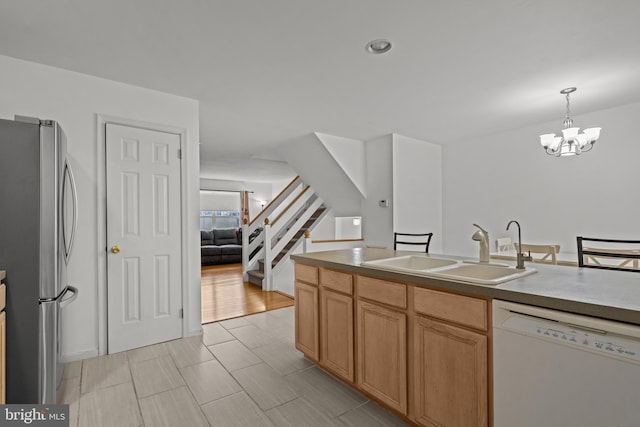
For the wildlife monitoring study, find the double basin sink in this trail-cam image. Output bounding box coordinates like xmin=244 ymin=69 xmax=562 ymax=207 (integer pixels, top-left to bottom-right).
xmin=361 ymin=255 xmax=537 ymax=285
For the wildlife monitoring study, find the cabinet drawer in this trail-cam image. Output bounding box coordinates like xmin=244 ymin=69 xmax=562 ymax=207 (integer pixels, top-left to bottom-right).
xmin=320 ymin=268 xmax=353 ymax=295
xmin=0 ymin=284 xmax=4 ymax=311
xmin=414 ymin=287 xmax=488 ymax=331
xmin=357 ymin=276 xmax=406 ymax=309
xmin=295 ymin=263 xmax=318 ymax=285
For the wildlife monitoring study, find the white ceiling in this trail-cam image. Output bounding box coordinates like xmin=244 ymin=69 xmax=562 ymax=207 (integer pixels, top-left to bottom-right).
xmin=2 ymin=1 xmax=640 ymax=182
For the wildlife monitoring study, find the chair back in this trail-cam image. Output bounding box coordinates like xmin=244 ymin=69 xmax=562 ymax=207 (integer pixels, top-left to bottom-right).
xmin=496 ymin=237 xmax=512 ymax=253
xmin=577 ymin=237 xmax=640 ymax=272
xmin=393 ymin=232 xmax=433 ymax=253
xmin=514 ymin=243 xmax=560 ymax=264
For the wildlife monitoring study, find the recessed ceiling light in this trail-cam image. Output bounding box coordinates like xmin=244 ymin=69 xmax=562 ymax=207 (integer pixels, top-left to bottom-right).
xmin=366 ymin=39 xmax=392 ymax=54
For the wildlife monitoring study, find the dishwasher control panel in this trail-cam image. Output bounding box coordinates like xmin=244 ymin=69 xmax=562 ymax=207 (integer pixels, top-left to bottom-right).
xmin=501 ymin=314 xmax=640 ymax=363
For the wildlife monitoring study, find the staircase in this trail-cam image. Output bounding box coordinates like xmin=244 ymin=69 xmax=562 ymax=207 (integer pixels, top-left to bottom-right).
xmin=242 ymin=176 xmax=329 ymax=290
xmin=247 ymin=206 xmax=326 ymax=287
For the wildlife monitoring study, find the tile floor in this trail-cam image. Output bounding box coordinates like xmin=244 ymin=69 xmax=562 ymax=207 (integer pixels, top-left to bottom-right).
xmin=57 ymin=306 xmax=409 ymax=427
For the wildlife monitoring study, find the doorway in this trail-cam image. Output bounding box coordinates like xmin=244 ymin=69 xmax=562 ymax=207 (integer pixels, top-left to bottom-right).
xmin=199 ymin=189 xmax=293 ymax=323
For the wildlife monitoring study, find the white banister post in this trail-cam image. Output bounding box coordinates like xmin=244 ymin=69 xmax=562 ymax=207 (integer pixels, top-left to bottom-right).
xmin=241 ymin=222 xmax=249 ymax=281
xmin=263 ymin=220 xmax=272 ymax=291
xmin=241 ymin=190 xmax=250 ymax=281
xmin=303 ymin=229 xmax=311 ymax=253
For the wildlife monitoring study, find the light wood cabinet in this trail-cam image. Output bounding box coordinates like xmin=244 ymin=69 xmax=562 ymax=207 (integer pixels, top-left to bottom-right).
xmin=295 ymin=276 xmax=319 ymax=361
xmin=320 ymin=289 xmax=354 ymax=382
xmin=357 ymin=300 xmax=407 ymax=414
xmin=413 ymin=315 xmax=488 ymax=427
xmin=294 ymin=262 xmax=490 ymax=426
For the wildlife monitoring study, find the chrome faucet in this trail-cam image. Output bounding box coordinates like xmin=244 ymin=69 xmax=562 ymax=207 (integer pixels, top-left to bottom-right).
xmin=472 ymin=224 xmax=490 ymax=263
xmin=506 ymin=220 xmax=531 ymax=270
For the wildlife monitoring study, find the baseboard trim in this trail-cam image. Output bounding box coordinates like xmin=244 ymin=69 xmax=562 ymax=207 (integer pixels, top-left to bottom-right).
xmin=61 ymin=348 xmax=99 ymax=363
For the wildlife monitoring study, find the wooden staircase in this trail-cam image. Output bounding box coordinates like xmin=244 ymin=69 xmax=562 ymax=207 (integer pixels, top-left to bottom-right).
xmin=247 ymin=206 xmax=326 ymax=287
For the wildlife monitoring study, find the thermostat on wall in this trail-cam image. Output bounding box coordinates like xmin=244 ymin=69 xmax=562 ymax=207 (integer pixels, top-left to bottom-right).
xmin=378 ymin=199 xmax=389 ymax=207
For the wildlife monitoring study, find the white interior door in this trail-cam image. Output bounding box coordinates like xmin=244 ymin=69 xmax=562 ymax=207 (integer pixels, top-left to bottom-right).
xmin=106 ymin=123 xmax=182 ymax=353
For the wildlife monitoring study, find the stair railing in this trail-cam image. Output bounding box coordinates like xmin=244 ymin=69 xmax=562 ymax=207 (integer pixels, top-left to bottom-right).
xmin=242 ymin=176 xmax=303 ymax=278
xmin=262 ymin=189 xmax=323 ymax=290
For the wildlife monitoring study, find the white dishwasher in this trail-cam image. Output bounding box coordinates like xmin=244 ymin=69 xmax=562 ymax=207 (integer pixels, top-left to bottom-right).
xmin=493 ymin=300 xmax=640 ymax=427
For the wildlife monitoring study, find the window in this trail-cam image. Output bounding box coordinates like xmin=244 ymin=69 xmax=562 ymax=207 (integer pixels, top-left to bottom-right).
xmin=200 ymin=211 xmax=240 ymax=230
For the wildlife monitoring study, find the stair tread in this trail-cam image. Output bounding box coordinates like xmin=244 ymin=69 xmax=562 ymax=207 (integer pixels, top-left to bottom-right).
xmin=247 ymin=270 xmax=265 ymax=278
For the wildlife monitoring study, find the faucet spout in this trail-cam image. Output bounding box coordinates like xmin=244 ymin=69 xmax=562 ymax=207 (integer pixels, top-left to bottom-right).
xmin=506 ymin=220 xmax=530 ymax=269
xmin=472 ymin=224 xmax=490 ymax=263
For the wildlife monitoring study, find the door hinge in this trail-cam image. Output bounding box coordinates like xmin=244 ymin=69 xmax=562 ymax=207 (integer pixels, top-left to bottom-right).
xmin=179 ymin=308 xmax=183 ymax=319
xmin=178 ymin=149 xmax=182 ymax=159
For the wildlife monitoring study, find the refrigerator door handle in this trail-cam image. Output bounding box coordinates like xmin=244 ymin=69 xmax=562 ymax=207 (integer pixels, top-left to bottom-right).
xmin=59 ymin=285 xmax=78 ymax=308
xmin=62 ymin=158 xmax=78 ymax=263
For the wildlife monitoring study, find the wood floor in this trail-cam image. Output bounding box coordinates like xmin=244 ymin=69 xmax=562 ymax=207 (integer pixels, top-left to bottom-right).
xmin=201 ymin=263 xmax=294 ymax=324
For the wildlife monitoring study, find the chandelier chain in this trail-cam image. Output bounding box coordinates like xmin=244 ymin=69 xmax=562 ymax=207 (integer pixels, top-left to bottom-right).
xmin=563 ymin=92 xmax=573 ymax=128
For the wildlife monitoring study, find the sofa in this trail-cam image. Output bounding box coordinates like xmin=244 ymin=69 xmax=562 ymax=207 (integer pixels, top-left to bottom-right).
xmin=200 ymin=228 xmax=242 ymax=265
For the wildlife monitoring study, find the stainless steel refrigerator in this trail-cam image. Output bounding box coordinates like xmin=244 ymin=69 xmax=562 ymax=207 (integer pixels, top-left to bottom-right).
xmin=0 ymin=116 xmax=78 ymax=403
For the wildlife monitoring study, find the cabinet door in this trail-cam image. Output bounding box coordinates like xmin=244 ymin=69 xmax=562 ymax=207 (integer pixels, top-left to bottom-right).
xmin=414 ymin=316 xmax=487 ymax=427
xmin=294 ymin=281 xmax=319 ymax=361
xmin=357 ymin=300 xmax=407 ymax=414
xmin=320 ymin=289 xmax=354 ymax=382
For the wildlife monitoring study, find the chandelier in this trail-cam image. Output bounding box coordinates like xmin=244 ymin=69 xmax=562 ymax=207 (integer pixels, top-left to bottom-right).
xmin=539 ymin=87 xmax=601 ymax=157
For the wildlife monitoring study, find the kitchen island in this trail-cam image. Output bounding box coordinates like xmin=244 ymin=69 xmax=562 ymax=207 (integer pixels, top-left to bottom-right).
xmin=291 ymin=248 xmax=640 ymax=427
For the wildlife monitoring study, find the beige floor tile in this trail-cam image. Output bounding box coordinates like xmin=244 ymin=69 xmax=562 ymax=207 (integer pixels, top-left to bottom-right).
xmin=218 ymin=316 xmax=252 ymax=330
xmin=265 ymin=397 xmax=339 ymax=427
xmin=253 ymin=341 xmax=311 ymax=375
xmin=57 ymin=377 xmax=80 ymax=427
xmin=62 ymin=360 xmax=82 ymax=379
xmin=139 ymin=386 xmax=209 ymax=427
xmin=81 ymin=352 xmax=131 ymax=394
xmin=243 ymin=311 xmax=283 ymax=330
xmin=338 ymin=401 xmax=409 ymax=427
xmin=78 ymin=382 xmax=142 ymax=427
xmin=130 ymin=354 xmax=184 ymax=398
xmin=126 ymin=341 xmax=169 ymax=364
xmin=229 ymin=324 xmax=278 ymax=349
xmin=286 ymin=366 xmax=367 ymax=418
xmin=201 ymin=391 xmax=273 ymax=427
xmin=202 ymin=322 xmax=235 ymax=346
xmin=208 ymin=340 xmax=262 ymax=372
xmin=268 ymin=306 xmax=294 ymax=318
xmin=231 ymin=363 xmax=298 ymax=410
xmin=166 ymin=335 xmax=214 ymax=368
xmin=180 ymin=359 xmax=242 ymax=404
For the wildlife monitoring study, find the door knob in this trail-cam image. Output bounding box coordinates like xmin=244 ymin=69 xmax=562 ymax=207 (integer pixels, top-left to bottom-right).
xmin=111 ymin=245 xmax=121 ymax=254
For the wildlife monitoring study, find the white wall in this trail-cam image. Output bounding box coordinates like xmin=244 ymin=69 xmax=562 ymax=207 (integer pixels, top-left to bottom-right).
xmin=335 ymin=217 xmax=362 ymax=240
xmin=199 ymin=190 xmax=241 ymax=212
xmin=315 ymin=132 xmax=367 ymax=197
xmin=309 ymin=211 xmax=336 ymax=240
xmin=276 ymin=133 xmax=364 ymax=216
xmin=0 ymin=55 xmax=200 ymax=360
xmin=442 ymin=101 xmax=640 ymax=258
xmin=392 ymin=134 xmax=443 ymax=253
xmin=362 ymin=135 xmax=394 ymax=248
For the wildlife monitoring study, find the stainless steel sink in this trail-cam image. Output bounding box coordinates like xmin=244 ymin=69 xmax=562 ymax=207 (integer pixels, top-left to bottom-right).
xmin=362 ymin=255 xmax=536 ymax=285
